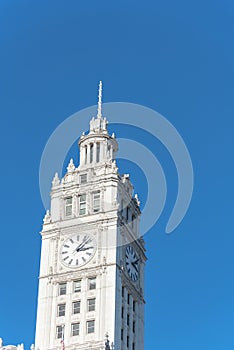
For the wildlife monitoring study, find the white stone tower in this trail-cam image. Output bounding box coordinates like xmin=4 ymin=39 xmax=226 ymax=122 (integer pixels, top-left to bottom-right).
xmin=35 ymin=82 xmax=146 ymax=350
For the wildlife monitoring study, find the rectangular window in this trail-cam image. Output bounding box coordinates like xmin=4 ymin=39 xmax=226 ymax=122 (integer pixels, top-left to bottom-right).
xmin=73 ymin=280 xmax=81 ymax=293
xmin=127 ymin=314 xmax=130 ymax=326
xmin=56 ymin=325 xmax=64 ymax=339
xmin=58 ymin=283 xmax=66 ymax=296
xmin=121 ymin=200 xmax=124 ymax=216
xmin=88 ymin=277 xmax=96 ymax=290
xmin=133 ymin=321 xmax=135 ymax=333
xmin=85 ymin=146 xmax=87 ymax=164
xmin=127 ymin=293 xmax=130 ymax=304
xmin=58 ymin=304 xmax=65 ymax=317
xmin=121 ymin=306 xmax=124 ymax=318
xmin=133 ymin=300 xmax=136 ymax=312
xmin=126 ymin=207 xmax=129 ymax=221
xmin=127 ymin=336 xmax=129 ymax=348
xmin=132 ymin=343 xmax=135 ymax=350
xmin=96 ymin=142 xmax=100 ymax=162
xmin=79 ymin=194 xmax=86 ymax=215
xmin=132 ymin=214 xmax=135 ymax=229
xmin=90 ymin=143 xmax=94 ymax=163
xmin=121 ymin=329 xmax=123 ymax=341
xmin=87 ymin=298 xmax=96 ymax=312
xmin=71 ymin=323 xmax=80 ymax=336
xmin=65 ymin=197 xmax=72 ymax=217
xmin=87 ymin=320 xmax=95 ymax=334
xmin=93 ymin=191 xmax=100 ymax=212
xmin=72 ymin=301 xmax=81 ymax=314
xmin=80 ymin=174 xmax=87 ymax=184
xmin=122 ymin=286 xmax=125 ymax=298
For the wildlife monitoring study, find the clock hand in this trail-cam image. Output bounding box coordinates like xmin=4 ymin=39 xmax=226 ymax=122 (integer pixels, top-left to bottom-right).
xmin=75 ymin=238 xmax=89 ymax=251
xmin=72 ymin=244 xmax=82 ymax=254
xmin=131 ymin=262 xmax=139 ymax=272
xmin=78 ymin=246 xmax=93 ymax=252
xmin=133 ymin=258 xmax=139 ymax=264
xmin=72 ymin=242 xmax=86 ymax=255
xmin=74 ymin=238 xmax=92 ymax=253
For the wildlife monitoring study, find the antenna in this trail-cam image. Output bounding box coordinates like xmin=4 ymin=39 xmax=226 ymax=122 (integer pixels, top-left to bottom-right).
xmin=97 ymin=80 xmax=102 ymax=119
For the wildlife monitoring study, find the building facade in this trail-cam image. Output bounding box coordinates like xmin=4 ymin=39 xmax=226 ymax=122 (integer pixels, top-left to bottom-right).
xmin=34 ymin=82 xmax=146 ymax=350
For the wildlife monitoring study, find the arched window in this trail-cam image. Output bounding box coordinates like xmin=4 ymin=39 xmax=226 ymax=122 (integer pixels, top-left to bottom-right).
xmin=90 ymin=143 xmax=93 ymax=163
xmin=96 ymin=142 xmax=100 ymax=162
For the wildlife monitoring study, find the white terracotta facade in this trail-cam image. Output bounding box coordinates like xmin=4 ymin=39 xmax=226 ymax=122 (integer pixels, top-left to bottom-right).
xmin=34 ymin=83 xmax=146 ymax=350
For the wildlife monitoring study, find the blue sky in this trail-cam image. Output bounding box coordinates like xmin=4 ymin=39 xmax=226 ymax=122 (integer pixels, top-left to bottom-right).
xmin=0 ymin=1 xmax=234 ymax=349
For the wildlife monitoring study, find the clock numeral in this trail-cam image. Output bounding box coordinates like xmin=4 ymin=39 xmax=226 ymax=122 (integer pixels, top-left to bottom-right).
xmin=76 ymin=259 xmax=79 ymax=265
xmin=64 ymin=244 xmax=70 ymax=248
xmin=62 ymin=251 xmax=68 ymax=255
xmin=77 ymin=235 xmax=80 ymax=242
xmin=70 ymin=238 xmax=74 ymax=244
xmin=86 ymin=252 xmax=92 ymax=256
xmin=82 ymin=257 xmax=86 ymax=262
xmin=63 ymin=256 xmax=69 ymax=261
xmin=68 ymin=259 xmax=73 ymax=265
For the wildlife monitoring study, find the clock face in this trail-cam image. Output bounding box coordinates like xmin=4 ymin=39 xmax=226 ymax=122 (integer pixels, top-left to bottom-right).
xmin=60 ymin=233 xmax=96 ymax=268
xmin=125 ymin=245 xmax=139 ymax=282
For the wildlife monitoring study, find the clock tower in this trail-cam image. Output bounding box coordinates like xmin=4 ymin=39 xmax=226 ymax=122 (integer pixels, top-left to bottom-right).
xmin=35 ymin=82 xmax=146 ymax=350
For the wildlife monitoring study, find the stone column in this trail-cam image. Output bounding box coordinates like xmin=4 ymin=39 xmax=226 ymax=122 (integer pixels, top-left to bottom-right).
xmin=87 ymin=144 xmax=91 ymax=164
xmin=80 ymin=145 xmax=84 ymax=165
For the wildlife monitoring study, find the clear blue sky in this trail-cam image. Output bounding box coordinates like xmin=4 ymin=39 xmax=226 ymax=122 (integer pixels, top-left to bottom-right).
xmin=0 ymin=1 xmax=234 ymax=349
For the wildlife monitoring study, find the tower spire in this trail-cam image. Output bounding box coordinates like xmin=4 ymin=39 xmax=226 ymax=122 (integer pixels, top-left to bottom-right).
xmin=97 ymin=80 xmax=102 ymax=119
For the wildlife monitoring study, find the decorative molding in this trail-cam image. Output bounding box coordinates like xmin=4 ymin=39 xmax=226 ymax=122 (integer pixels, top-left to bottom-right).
xmin=43 ymin=210 xmax=51 ymax=224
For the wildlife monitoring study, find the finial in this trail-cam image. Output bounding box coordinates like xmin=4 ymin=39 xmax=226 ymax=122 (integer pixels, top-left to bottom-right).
xmin=52 ymin=172 xmax=60 ymax=187
xmin=43 ymin=210 xmax=51 ymax=224
xmin=67 ymin=158 xmax=75 ymax=173
xmin=97 ymin=80 xmax=102 ymax=119
xmin=134 ymin=193 xmax=140 ymax=206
